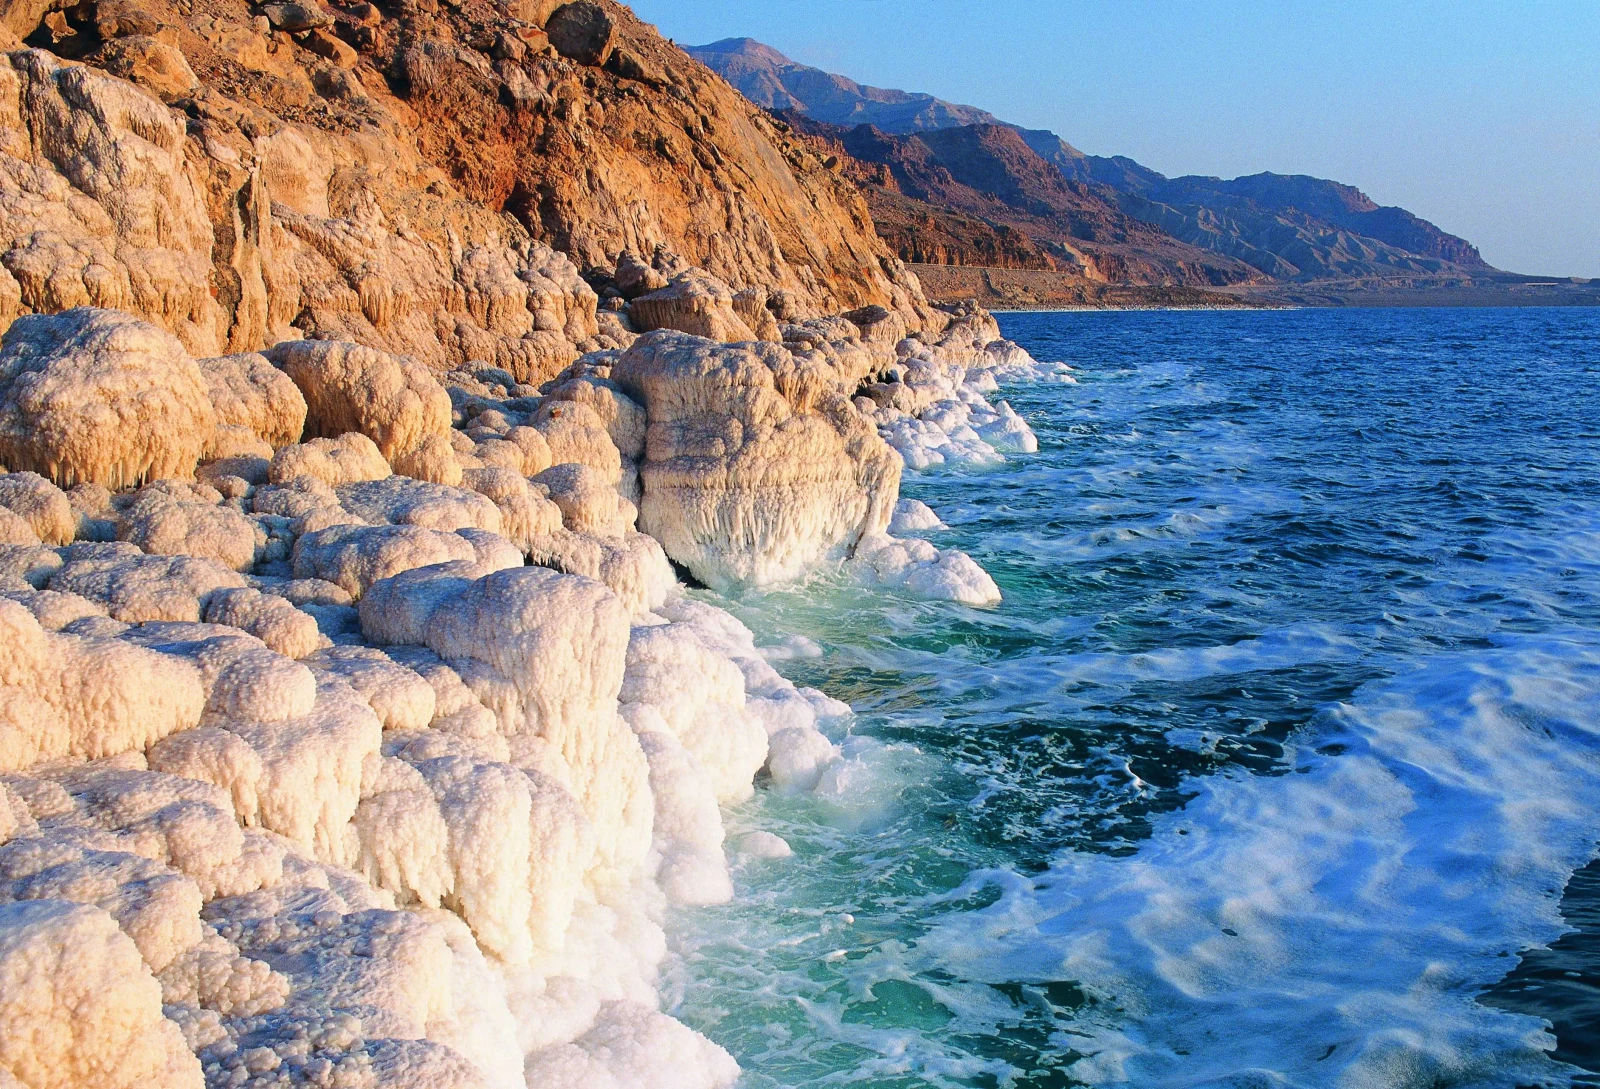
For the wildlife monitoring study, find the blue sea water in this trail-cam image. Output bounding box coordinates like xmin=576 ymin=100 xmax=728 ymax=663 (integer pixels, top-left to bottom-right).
xmin=665 ymin=307 xmax=1600 ymax=1088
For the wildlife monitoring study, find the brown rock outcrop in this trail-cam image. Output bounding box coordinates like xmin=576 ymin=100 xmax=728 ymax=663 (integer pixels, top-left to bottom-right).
xmin=0 ymin=0 xmax=943 ymax=378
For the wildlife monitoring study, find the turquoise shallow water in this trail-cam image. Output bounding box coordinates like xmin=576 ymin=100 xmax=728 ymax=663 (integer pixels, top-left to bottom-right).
xmin=665 ymin=308 xmax=1600 ymax=1088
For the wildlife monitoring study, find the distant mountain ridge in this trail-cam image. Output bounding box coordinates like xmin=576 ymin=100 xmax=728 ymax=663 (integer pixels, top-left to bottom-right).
xmin=688 ymin=37 xmax=1003 ymax=132
xmin=689 ymin=37 xmax=1495 ymax=287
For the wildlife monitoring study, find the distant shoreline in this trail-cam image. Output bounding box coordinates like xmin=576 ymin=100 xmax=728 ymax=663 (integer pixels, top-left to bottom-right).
xmin=911 ymin=263 xmax=1600 ymax=312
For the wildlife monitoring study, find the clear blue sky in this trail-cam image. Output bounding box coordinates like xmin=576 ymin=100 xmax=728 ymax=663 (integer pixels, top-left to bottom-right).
xmin=629 ymin=0 xmax=1600 ymax=278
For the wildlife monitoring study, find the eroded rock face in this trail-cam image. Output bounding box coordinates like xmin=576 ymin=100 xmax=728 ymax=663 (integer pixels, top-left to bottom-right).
xmin=0 ymin=0 xmax=945 ymax=369
xmin=0 ymin=50 xmax=223 ymax=355
xmin=0 ymin=308 xmax=216 ymax=488
xmin=613 ymin=330 xmax=900 ymax=588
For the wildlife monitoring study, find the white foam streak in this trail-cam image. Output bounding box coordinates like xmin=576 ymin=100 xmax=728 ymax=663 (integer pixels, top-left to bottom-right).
xmin=920 ymin=634 xmax=1600 ymax=1087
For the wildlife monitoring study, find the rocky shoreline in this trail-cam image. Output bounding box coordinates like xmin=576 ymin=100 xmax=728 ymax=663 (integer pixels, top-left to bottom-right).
xmin=0 ymin=0 xmax=1074 ymax=1083
xmin=0 ymin=289 xmax=1049 ymax=1089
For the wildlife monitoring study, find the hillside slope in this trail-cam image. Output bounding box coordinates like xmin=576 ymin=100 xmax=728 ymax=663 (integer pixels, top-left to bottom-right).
xmin=695 ymin=38 xmax=1499 ymax=288
xmin=782 ymin=113 xmax=1259 ymax=289
xmin=0 ymin=0 xmax=938 ymax=370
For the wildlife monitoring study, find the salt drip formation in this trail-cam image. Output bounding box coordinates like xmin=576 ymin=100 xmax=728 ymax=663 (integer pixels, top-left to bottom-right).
xmin=0 ymin=0 xmax=1059 ymax=1083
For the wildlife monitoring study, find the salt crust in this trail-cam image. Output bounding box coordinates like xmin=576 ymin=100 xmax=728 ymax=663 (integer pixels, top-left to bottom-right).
xmin=0 ymin=298 xmax=1057 ymax=1088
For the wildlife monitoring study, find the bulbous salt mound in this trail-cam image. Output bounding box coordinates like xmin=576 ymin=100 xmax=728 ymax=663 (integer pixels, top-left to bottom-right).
xmin=628 ymin=270 xmax=759 ymax=344
xmin=266 ymin=339 xmax=456 ymax=482
xmin=422 ymin=567 xmax=651 ymax=875
xmin=0 ymin=900 xmax=204 ymax=1089
xmin=268 ymin=431 xmax=392 ymax=489
xmin=198 ymin=352 xmax=309 ymax=454
xmin=0 ymin=473 xmax=74 ymax=545
xmin=611 ymin=331 xmax=902 ymax=588
xmin=0 ymin=597 xmax=205 ymax=767
xmin=115 ymin=481 xmax=260 ymax=572
xmin=0 ymin=309 xmax=217 ymax=489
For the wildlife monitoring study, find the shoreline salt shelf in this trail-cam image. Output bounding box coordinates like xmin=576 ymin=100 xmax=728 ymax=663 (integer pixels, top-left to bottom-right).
xmin=0 ymin=302 xmax=1042 ymax=1089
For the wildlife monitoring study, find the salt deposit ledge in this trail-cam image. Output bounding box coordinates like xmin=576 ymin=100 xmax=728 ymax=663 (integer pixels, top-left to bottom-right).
xmin=0 ymin=48 xmax=1063 ymax=1084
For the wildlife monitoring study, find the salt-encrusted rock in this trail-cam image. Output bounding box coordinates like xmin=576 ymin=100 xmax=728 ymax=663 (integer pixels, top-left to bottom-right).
xmin=306 ymin=645 xmax=437 ymax=731
xmin=198 ymin=352 xmax=309 ymax=455
xmin=612 ymin=331 xmax=901 ymax=588
xmin=0 ymin=685 xmax=69 ymax=773
xmin=889 ymin=498 xmax=944 ymax=533
xmin=620 ymin=623 xmax=767 ymax=805
xmin=731 ymin=287 xmax=781 ymax=343
xmin=532 ymin=399 xmax=624 ymax=484
xmin=121 ymin=622 xmax=318 ymax=724
xmin=115 ymin=481 xmax=259 ymax=572
xmin=266 ymin=340 xmax=455 ymax=482
xmin=525 ymin=528 xmax=673 ymax=616
xmin=0 ymin=544 xmax=62 ymax=589
xmin=147 ymin=725 xmax=266 ymax=828
xmin=460 ymin=467 xmax=565 ymax=553
xmin=0 ymin=899 xmax=204 ymax=1089
xmin=0 ymin=309 xmax=216 ymax=489
xmin=336 ymin=476 xmax=504 ymax=536
xmin=628 ymin=270 xmax=759 ymax=344
xmin=358 ymin=560 xmax=491 ymax=647
xmin=852 ymin=533 xmax=1002 ymax=606
xmin=504 ymin=425 xmax=555 ymax=475
xmin=535 ymin=463 xmax=631 ymax=537
xmin=268 ymin=432 xmax=392 ymax=489
xmin=613 ymin=251 xmax=667 ymax=300
xmin=0 ymin=586 xmax=105 ymax=631
xmin=0 ymin=507 xmax=37 ymax=545
xmin=292 ymin=523 xmax=480 ymax=599
xmin=49 ymin=541 xmax=248 ymax=622
xmin=633 ymin=724 xmax=730 ymax=905
xmin=217 ymin=675 xmax=382 ymax=861
xmin=0 ymin=597 xmax=204 ymax=760
xmin=523 ymin=1000 xmax=739 ymax=1089
xmin=543 ymin=373 xmax=649 ymax=461
xmin=202 ymin=586 xmax=324 ymax=659
xmin=423 ymin=567 xmax=650 ymax=875
xmin=0 ymin=473 xmax=74 ymax=546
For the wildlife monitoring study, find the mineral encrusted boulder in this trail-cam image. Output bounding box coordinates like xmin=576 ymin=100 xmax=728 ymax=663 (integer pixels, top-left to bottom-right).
xmin=0 ymin=309 xmax=216 ymax=488
xmin=613 ymin=330 xmax=900 ymax=587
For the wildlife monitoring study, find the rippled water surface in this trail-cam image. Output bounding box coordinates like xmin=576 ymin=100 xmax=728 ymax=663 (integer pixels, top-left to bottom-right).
xmin=666 ymin=308 xmax=1600 ymax=1088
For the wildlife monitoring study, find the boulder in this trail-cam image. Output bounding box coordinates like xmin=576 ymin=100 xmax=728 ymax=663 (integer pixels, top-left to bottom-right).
xmin=198 ymin=351 xmax=309 ymax=453
xmin=96 ymin=35 xmax=198 ymax=102
xmin=628 ymin=270 xmax=758 ymax=344
xmin=258 ymin=2 xmax=331 ymax=31
xmin=0 ymin=900 xmax=204 ymax=1089
xmin=612 ymin=331 xmax=901 ymax=588
xmin=0 ymin=309 xmax=216 ymax=489
xmin=544 ymin=1 xmax=614 ymax=66
xmin=265 ymin=340 xmax=454 ymax=482
xmin=613 ymin=251 xmax=667 ymax=300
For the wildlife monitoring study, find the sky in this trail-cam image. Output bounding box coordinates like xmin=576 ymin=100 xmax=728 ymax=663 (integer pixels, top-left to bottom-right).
xmin=629 ymin=0 xmax=1600 ymax=278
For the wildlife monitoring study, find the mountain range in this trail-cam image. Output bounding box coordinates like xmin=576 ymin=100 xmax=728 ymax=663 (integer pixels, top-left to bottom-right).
xmin=688 ymin=37 xmax=1574 ymax=306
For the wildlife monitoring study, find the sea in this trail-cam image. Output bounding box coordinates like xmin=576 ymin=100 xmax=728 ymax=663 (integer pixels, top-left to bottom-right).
xmin=663 ymin=307 xmax=1600 ymax=1088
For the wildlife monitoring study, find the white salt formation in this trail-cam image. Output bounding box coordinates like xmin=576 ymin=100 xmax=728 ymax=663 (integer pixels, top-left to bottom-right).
xmin=0 ymin=154 xmax=1051 ymax=1085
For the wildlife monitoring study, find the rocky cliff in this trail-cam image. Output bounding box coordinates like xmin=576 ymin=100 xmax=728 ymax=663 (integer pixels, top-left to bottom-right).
xmin=0 ymin=0 xmax=938 ymax=376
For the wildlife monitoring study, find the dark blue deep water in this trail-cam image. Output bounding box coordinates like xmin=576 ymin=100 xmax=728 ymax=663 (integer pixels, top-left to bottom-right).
xmin=667 ymin=308 xmax=1600 ymax=1088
